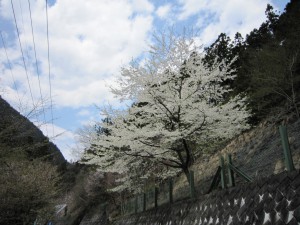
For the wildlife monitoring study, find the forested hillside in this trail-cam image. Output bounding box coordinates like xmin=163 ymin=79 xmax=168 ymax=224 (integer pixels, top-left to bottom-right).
xmin=0 ymin=96 xmax=66 ymax=164
xmin=203 ymin=0 xmax=300 ymax=121
xmin=0 ymin=96 xmax=113 ymax=225
xmin=0 ymin=96 xmax=67 ymax=224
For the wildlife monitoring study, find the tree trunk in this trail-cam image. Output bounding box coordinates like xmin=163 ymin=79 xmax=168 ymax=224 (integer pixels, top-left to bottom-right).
xmin=182 ymin=166 xmax=190 ymax=184
xmin=181 ymin=139 xmax=192 ymax=183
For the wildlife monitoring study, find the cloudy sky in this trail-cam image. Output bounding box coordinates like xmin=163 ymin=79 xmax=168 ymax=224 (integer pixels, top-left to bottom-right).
xmin=0 ymin=0 xmax=289 ymax=161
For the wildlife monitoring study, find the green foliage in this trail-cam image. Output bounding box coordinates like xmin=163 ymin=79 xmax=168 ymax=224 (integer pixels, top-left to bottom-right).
xmin=203 ymin=33 xmax=234 ymax=69
xmin=245 ymin=4 xmax=279 ymax=49
xmin=246 ymin=42 xmax=300 ymax=118
xmin=243 ymin=1 xmax=300 ymax=119
xmin=203 ymin=1 xmax=300 ymax=121
xmin=203 ymin=32 xmax=246 ymax=97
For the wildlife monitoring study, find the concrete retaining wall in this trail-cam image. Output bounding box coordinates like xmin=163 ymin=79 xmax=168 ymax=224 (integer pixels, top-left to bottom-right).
xmin=113 ymin=170 xmax=300 ymax=225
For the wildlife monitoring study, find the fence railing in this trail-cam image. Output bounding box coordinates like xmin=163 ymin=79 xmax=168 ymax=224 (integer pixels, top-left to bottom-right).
xmin=120 ymin=125 xmax=296 ymax=215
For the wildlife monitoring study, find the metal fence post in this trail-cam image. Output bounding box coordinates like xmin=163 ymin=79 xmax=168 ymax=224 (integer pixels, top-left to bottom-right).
xmin=220 ymin=155 xmax=227 ymax=189
xmin=124 ymin=201 xmax=127 ymax=215
xmin=189 ymin=170 xmax=195 ymax=199
xmin=279 ymin=125 xmax=295 ymax=171
xmin=169 ymin=178 xmax=173 ymax=204
xmin=143 ymin=193 xmax=146 ymax=211
xmin=131 ymin=199 xmax=134 ymax=214
xmin=227 ymin=154 xmax=235 ymax=187
xmin=121 ymin=202 xmax=124 ymax=215
xmin=154 ymin=187 xmax=158 ymax=208
xmin=134 ymin=196 xmax=138 ymax=214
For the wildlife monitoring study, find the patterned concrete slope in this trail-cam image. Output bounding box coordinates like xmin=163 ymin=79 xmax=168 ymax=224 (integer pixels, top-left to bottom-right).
xmin=114 ymin=169 xmax=300 ymax=225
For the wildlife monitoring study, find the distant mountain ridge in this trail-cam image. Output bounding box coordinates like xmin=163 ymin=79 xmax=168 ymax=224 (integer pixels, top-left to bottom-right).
xmin=0 ymin=95 xmax=66 ymax=166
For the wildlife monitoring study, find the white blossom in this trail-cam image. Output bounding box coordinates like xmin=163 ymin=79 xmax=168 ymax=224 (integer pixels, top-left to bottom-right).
xmin=82 ymin=32 xmax=250 ymax=192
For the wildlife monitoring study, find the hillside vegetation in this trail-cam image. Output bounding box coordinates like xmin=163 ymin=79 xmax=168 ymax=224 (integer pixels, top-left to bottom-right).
xmin=0 ymin=96 xmax=68 ymax=224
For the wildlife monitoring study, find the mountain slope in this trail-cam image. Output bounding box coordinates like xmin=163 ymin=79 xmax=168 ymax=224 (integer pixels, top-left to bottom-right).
xmin=0 ymin=95 xmax=66 ymax=166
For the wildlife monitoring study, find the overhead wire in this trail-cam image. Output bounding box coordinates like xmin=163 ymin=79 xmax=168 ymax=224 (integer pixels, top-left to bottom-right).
xmin=18 ymin=0 xmax=30 ymax=59
xmin=27 ymin=0 xmax=48 ymax=135
xmin=45 ymin=0 xmax=55 ymax=137
xmin=0 ymin=31 xmax=22 ymax=107
xmin=10 ymin=0 xmax=35 ymax=108
xmin=13 ymin=0 xmax=43 ymax=123
xmin=17 ymin=0 xmax=42 ymax=125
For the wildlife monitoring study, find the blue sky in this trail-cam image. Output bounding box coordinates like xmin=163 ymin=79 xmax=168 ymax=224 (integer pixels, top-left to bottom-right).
xmin=0 ymin=0 xmax=289 ymax=161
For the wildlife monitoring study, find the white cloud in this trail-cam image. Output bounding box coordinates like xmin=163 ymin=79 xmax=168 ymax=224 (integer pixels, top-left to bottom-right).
xmin=0 ymin=0 xmax=155 ymax=161
xmin=1 ymin=0 xmax=285 ymax=109
xmin=177 ymin=0 xmax=276 ymax=44
xmin=131 ymin=0 xmax=154 ymax=13
xmin=77 ymin=109 xmax=91 ymax=117
xmin=0 ymin=0 xmax=153 ymax=109
xmin=177 ymin=0 xmax=208 ymax=20
xmin=156 ymin=4 xmax=172 ymax=19
xmin=202 ymin=0 xmax=271 ymax=44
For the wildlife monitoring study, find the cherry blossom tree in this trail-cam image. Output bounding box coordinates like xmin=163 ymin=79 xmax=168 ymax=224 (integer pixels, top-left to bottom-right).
xmin=82 ymin=32 xmax=250 ymax=191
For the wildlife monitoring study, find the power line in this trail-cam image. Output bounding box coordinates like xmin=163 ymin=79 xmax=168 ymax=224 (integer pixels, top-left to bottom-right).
xmin=45 ymin=0 xmax=55 ymax=137
xmin=0 ymin=31 xmax=22 ymax=107
xmin=18 ymin=0 xmax=26 ymax=35
xmin=27 ymin=0 xmax=48 ymax=135
xmin=10 ymin=0 xmax=35 ymax=108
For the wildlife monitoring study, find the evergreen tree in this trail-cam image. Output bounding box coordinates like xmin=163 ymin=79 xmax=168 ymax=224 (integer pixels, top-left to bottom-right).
xmin=244 ymin=2 xmax=300 ymax=119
